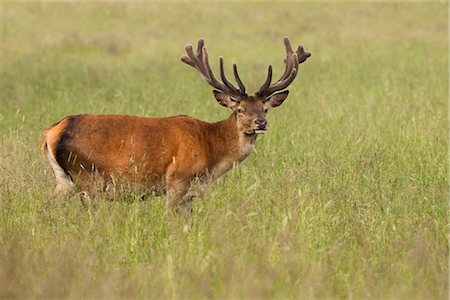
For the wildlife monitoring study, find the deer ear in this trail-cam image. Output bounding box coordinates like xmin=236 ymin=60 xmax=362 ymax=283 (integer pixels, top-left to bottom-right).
xmin=266 ymin=90 xmax=289 ymax=108
xmin=213 ymin=90 xmax=237 ymax=108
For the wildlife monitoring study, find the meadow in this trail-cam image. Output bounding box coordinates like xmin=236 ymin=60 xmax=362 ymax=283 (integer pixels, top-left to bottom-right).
xmin=0 ymin=3 xmax=448 ymax=299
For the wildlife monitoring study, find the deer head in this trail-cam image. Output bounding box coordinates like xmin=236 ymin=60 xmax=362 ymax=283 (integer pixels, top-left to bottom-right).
xmin=180 ymin=37 xmax=311 ymax=135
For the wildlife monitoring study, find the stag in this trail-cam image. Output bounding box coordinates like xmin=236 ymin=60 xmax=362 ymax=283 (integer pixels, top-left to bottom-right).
xmin=40 ymin=37 xmax=311 ymax=212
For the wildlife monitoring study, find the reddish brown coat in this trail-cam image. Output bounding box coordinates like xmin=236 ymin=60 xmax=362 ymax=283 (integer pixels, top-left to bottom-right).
xmin=40 ymin=37 xmax=310 ymax=212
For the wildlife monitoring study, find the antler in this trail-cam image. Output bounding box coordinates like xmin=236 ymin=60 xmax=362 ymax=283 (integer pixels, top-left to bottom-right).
xmin=256 ymin=37 xmax=311 ymax=99
xmin=181 ymin=39 xmax=247 ymax=99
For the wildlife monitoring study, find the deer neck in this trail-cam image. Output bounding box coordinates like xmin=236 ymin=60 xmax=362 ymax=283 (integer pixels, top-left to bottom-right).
xmin=207 ymin=112 xmax=258 ymax=178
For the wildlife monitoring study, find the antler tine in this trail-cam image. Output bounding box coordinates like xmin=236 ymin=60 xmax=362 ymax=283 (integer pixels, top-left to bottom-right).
xmin=182 ymin=43 xmax=208 ymax=76
xmin=219 ymin=57 xmax=239 ymax=95
xmin=257 ymin=37 xmax=310 ymax=98
xmin=256 ymin=65 xmax=272 ymax=96
xmin=268 ymin=68 xmax=297 ymax=94
xmin=202 ymin=47 xmax=228 ymax=91
xmin=196 ymin=39 xmax=205 ymax=55
xmin=284 ymin=36 xmax=294 ymax=55
xmin=180 ymin=45 xmax=195 ymax=67
xmin=265 ymin=53 xmax=299 ymax=95
xmin=296 ymin=44 xmax=311 ymax=64
xmin=278 ymin=37 xmax=297 ymax=81
xmin=181 ymin=38 xmax=246 ymax=98
xmin=233 ymin=64 xmax=246 ymax=96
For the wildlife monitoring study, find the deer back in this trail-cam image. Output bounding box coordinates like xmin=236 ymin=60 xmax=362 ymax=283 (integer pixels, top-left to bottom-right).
xmin=42 ymin=114 xmax=240 ymax=187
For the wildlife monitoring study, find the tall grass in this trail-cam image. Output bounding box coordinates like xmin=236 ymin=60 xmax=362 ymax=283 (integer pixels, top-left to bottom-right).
xmin=0 ymin=3 xmax=447 ymax=299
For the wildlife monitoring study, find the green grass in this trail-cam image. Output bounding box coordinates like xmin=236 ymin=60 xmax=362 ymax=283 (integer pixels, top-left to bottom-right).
xmin=0 ymin=3 xmax=448 ymax=299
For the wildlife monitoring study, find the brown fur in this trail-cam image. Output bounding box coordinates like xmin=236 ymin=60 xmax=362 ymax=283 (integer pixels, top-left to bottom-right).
xmin=40 ymin=98 xmax=265 ymax=211
xmin=41 ymin=37 xmax=310 ymax=212
xmin=39 ymin=118 xmax=65 ymax=156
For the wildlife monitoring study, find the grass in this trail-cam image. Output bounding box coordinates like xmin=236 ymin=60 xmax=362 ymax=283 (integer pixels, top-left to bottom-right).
xmin=0 ymin=3 xmax=448 ymax=299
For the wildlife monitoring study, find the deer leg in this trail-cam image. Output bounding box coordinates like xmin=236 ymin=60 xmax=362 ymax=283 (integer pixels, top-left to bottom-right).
xmin=165 ymin=178 xmax=191 ymax=213
xmin=186 ymin=175 xmax=210 ymax=199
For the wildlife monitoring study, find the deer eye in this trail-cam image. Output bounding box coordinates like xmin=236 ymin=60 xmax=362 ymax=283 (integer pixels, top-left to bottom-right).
xmin=264 ymin=108 xmax=269 ymax=113
xmin=237 ymin=108 xmax=244 ymax=114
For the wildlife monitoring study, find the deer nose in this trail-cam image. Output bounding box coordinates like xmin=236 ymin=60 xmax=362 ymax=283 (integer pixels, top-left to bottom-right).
xmin=255 ymin=119 xmax=267 ymax=128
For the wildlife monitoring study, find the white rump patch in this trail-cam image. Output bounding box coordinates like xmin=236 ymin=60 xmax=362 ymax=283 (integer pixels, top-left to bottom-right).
xmin=45 ymin=144 xmax=76 ymax=196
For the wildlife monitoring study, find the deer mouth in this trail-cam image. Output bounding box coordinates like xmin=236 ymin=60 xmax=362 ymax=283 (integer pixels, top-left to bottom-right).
xmin=246 ymin=128 xmax=267 ymax=135
xmin=254 ymin=123 xmax=268 ymax=134
xmin=255 ymin=129 xmax=267 ymax=134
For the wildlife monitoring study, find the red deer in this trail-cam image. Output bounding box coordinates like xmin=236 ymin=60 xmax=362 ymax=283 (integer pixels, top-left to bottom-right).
xmin=39 ymin=37 xmax=311 ymax=212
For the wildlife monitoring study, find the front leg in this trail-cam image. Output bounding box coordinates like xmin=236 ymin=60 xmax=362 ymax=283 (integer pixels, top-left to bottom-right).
xmin=165 ymin=177 xmax=191 ymax=213
xmin=186 ymin=174 xmax=210 ymax=199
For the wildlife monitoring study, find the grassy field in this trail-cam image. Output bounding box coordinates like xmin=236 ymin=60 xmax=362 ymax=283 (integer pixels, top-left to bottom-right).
xmin=0 ymin=3 xmax=448 ymax=299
